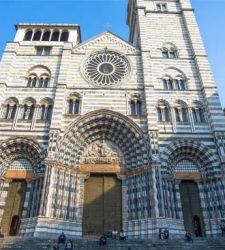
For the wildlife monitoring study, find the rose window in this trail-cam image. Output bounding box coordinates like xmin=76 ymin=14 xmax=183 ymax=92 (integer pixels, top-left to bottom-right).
xmin=83 ymin=52 xmax=129 ymax=86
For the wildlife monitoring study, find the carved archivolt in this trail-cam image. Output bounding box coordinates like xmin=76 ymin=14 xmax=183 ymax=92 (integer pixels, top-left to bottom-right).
xmin=0 ymin=137 xmax=46 ymax=177
xmin=56 ymin=109 xmax=150 ymax=169
xmin=161 ymin=139 xmax=221 ymax=179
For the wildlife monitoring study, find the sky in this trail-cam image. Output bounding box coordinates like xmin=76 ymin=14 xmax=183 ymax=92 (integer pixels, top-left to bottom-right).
xmin=0 ymin=0 xmax=224 ymax=108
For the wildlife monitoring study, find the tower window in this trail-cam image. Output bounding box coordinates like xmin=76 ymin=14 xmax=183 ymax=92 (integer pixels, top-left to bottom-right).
xmin=33 ymin=31 xmax=42 ymax=41
xmin=36 ymin=47 xmax=52 ymax=56
xmin=60 ymin=31 xmax=69 ymax=42
xmin=42 ymin=31 xmax=51 ymax=41
xmin=24 ymin=30 xmax=33 ymax=41
xmin=51 ymin=31 xmax=60 ymax=41
xmin=156 ymin=3 xmax=168 ymax=12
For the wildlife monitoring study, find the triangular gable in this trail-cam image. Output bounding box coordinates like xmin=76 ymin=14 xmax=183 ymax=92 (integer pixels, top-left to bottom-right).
xmin=73 ymin=31 xmax=137 ymax=53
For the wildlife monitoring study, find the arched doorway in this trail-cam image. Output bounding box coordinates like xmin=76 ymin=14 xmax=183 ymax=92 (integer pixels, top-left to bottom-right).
xmin=176 ymin=160 xmax=205 ymax=237
xmin=1 ymin=179 xmax=27 ymax=236
xmin=1 ymin=159 xmax=33 ymax=236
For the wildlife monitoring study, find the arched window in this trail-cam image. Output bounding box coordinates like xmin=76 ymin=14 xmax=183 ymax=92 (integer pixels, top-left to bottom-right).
xmin=42 ymin=31 xmax=51 ymax=41
xmin=157 ymin=108 xmax=163 ymax=122
xmin=31 ymin=77 xmax=37 ymax=87
xmin=182 ymin=108 xmax=188 ymax=122
xmin=130 ymin=97 xmax=143 ymax=116
xmin=46 ymin=105 xmax=53 ymax=120
xmin=191 ymin=103 xmax=206 ymax=123
xmin=38 ymin=99 xmax=53 ymax=121
xmin=33 ymin=30 xmax=42 ymax=41
xmin=43 ymin=78 xmax=49 ymax=87
xmin=60 ymin=31 xmax=69 ymax=42
xmin=40 ymin=105 xmax=46 ymax=120
xmin=20 ymin=99 xmax=36 ymax=121
xmin=175 ymin=108 xmax=180 ymax=122
xmin=24 ymin=30 xmax=33 ymax=41
xmin=137 ymin=101 xmax=142 ymax=115
xmin=4 ymin=104 xmax=10 ymax=119
xmin=68 ymin=99 xmax=73 ymax=114
xmin=192 ymin=108 xmax=198 ymax=123
xmin=51 ymin=31 xmax=60 ymax=41
xmin=162 ymin=78 xmax=186 ymax=90
xmin=163 ymin=79 xmax=168 ymax=89
xmin=175 ymin=101 xmax=189 ymax=123
xmin=130 ymin=101 xmax=136 ymax=115
xmin=162 ymin=49 xmax=169 ymax=59
xmin=1 ymin=98 xmax=18 ymax=120
xmin=39 ymin=78 xmax=44 ymax=88
xmin=168 ymin=79 xmax=173 ymax=90
xmin=157 ymin=101 xmax=171 ymax=122
xmin=27 ymin=77 xmax=32 ymax=87
xmin=161 ymin=44 xmax=178 ymax=59
xmin=29 ymin=104 xmax=35 ymax=120
xmin=38 ymin=75 xmax=49 ymax=88
xmin=164 ymin=107 xmax=170 ymax=122
xmin=67 ymin=95 xmax=80 ymax=115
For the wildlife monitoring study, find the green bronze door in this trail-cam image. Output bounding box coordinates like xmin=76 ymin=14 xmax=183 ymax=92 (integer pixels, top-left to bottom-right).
xmin=1 ymin=180 xmax=27 ymax=236
xmin=180 ymin=181 xmax=205 ymax=237
xmin=83 ymin=174 xmax=122 ymax=236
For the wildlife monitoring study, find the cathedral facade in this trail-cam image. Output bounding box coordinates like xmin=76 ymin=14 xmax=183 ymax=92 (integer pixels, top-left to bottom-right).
xmin=0 ymin=0 xmax=225 ymax=239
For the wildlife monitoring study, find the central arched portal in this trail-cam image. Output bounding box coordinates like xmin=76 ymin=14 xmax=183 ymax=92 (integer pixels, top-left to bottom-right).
xmin=57 ymin=110 xmax=150 ymax=237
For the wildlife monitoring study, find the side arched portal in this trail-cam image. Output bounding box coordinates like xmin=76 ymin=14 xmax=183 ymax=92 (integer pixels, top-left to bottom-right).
xmin=0 ymin=137 xmax=46 ymax=236
xmin=160 ymin=139 xmax=223 ymax=237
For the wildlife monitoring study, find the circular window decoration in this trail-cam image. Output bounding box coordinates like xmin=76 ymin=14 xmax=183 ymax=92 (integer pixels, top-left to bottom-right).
xmin=83 ymin=51 xmax=129 ymax=86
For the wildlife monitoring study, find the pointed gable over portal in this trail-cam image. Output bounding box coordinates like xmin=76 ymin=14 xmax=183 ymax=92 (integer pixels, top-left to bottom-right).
xmin=73 ymin=31 xmax=137 ymax=54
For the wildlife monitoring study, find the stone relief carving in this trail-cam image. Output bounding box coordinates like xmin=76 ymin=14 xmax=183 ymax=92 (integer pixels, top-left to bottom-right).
xmin=81 ymin=139 xmax=124 ymax=165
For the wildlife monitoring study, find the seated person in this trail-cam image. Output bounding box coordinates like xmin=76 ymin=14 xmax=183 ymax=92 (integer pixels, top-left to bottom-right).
xmin=46 ymin=244 xmax=55 ymax=250
xmin=58 ymin=232 xmax=66 ymax=244
xmin=185 ymin=231 xmax=193 ymax=243
xmin=112 ymin=228 xmax=118 ymax=240
xmin=164 ymin=229 xmax=169 ymax=239
xmin=106 ymin=231 xmax=112 ymax=238
xmin=119 ymin=230 xmax=126 ymax=241
xmin=53 ymin=242 xmax=59 ymax=250
xmin=99 ymin=234 xmax=107 ymax=246
xmin=64 ymin=239 xmax=73 ymax=250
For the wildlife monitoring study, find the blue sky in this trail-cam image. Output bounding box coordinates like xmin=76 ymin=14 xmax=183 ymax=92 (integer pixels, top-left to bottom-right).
xmin=0 ymin=0 xmax=224 ymax=108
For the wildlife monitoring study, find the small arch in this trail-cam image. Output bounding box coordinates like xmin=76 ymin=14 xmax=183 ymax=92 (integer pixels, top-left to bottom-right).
xmin=24 ymin=30 xmax=33 ymax=41
xmin=60 ymin=30 xmax=69 ymax=42
xmin=1 ymin=98 xmax=19 ymax=120
xmin=161 ymin=42 xmax=178 ymax=59
xmin=33 ymin=30 xmax=42 ymax=41
xmin=156 ymin=100 xmax=171 ymax=122
xmin=129 ymin=94 xmax=143 ymax=116
xmin=175 ymin=100 xmax=189 ymax=123
xmin=42 ymin=30 xmax=51 ymax=41
xmin=191 ymin=101 xmax=206 ymax=123
xmin=51 ymin=30 xmax=60 ymax=41
xmin=38 ymin=98 xmax=53 ymax=121
xmin=67 ymin=94 xmax=81 ymax=115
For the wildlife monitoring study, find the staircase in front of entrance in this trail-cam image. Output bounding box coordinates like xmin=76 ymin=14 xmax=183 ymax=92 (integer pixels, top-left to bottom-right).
xmin=0 ymin=237 xmax=225 ymax=250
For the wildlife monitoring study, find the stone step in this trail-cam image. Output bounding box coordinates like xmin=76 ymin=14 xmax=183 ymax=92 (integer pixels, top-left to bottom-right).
xmin=0 ymin=238 xmax=225 ymax=250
